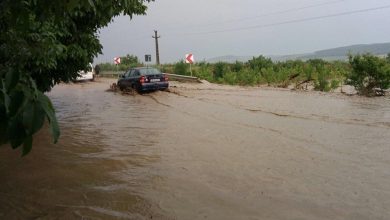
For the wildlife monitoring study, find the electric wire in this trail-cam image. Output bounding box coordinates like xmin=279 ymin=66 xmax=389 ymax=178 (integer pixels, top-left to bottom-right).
xmin=176 ymin=4 xmax=390 ymax=36
xmin=162 ymin=0 xmax=346 ymax=31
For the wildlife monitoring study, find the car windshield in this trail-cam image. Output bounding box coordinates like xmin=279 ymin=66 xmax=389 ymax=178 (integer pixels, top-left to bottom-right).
xmin=139 ymin=68 xmax=161 ymax=75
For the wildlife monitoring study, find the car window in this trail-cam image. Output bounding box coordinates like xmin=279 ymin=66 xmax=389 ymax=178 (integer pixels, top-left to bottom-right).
xmin=139 ymin=68 xmax=161 ymax=75
xmin=124 ymin=70 xmax=132 ymax=78
xmin=134 ymin=70 xmax=140 ymax=76
xmin=130 ymin=70 xmax=137 ymax=76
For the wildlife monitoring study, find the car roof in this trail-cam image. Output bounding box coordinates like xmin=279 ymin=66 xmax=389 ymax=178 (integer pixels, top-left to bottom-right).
xmin=130 ymin=67 xmax=162 ymax=75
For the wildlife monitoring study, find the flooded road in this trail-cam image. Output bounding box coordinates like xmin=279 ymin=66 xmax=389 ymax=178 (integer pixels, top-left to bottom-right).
xmin=1 ymin=78 xmax=390 ymax=219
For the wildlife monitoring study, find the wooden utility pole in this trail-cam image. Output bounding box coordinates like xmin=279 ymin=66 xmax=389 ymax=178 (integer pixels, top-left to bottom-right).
xmin=153 ymin=30 xmax=160 ymax=65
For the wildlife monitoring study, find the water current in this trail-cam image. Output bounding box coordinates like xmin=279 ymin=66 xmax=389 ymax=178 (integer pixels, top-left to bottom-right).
xmin=1 ymin=79 xmax=389 ymax=219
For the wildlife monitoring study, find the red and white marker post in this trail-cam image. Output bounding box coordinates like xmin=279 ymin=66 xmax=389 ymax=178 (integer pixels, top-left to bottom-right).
xmin=114 ymin=57 xmax=121 ymax=65
xmin=185 ymin=54 xmax=194 ymax=76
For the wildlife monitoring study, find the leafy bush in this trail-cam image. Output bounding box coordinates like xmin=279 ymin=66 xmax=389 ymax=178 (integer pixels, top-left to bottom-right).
xmin=236 ymin=68 xmax=259 ymax=86
xmin=248 ymin=55 xmax=273 ymax=70
xmin=174 ymin=60 xmax=189 ymax=75
xmin=232 ymin=61 xmax=244 ymax=72
xmin=222 ymin=71 xmax=237 ymax=85
xmin=314 ymin=68 xmax=331 ymax=92
xmin=347 ymin=54 xmax=390 ymax=96
xmin=158 ymin=56 xmax=355 ymax=91
xmin=213 ymin=62 xmax=230 ymax=79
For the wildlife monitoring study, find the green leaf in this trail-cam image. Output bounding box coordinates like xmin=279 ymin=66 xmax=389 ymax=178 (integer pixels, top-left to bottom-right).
xmin=22 ymin=135 xmax=33 ymax=156
xmin=9 ymin=119 xmax=26 ymax=149
xmin=22 ymin=100 xmax=46 ymax=135
xmin=5 ymin=69 xmax=20 ymax=91
xmin=8 ymin=90 xmax=26 ymax=117
xmin=37 ymin=92 xmax=60 ymax=143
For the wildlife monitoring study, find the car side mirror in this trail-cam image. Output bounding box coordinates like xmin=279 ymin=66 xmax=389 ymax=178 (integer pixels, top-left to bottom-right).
xmin=121 ymin=74 xmax=125 ymax=78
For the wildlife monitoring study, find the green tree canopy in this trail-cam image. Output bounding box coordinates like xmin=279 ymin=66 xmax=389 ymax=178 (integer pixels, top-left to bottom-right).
xmin=0 ymin=0 xmax=151 ymax=155
xmin=347 ymin=54 xmax=390 ymax=96
xmin=121 ymin=54 xmax=139 ymax=66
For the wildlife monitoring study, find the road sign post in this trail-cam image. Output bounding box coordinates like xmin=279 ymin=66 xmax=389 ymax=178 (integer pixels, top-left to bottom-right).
xmin=145 ymin=54 xmax=151 ymax=67
xmin=114 ymin=57 xmax=121 ymax=65
xmin=185 ymin=54 xmax=194 ymax=76
xmin=145 ymin=54 xmax=151 ymax=62
xmin=114 ymin=57 xmax=121 ymax=74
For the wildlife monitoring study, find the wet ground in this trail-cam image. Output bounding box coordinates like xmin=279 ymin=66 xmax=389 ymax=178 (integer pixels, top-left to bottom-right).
xmin=1 ymin=78 xmax=389 ymax=219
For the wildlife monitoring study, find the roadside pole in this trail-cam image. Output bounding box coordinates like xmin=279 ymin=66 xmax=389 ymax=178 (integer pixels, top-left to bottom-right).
xmin=185 ymin=53 xmax=194 ymax=76
xmin=145 ymin=54 xmax=151 ymax=67
xmin=114 ymin=56 xmax=121 ymax=78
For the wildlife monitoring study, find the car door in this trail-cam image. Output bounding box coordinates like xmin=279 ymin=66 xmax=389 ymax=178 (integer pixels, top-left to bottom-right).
xmin=121 ymin=69 xmax=134 ymax=88
xmin=130 ymin=70 xmax=141 ymax=88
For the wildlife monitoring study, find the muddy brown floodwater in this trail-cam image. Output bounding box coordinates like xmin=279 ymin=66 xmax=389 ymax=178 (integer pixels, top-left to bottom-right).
xmin=1 ymin=78 xmax=390 ymax=219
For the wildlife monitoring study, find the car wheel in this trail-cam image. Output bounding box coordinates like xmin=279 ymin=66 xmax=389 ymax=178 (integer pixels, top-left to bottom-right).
xmin=135 ymin=84 xmax=143 ymax=93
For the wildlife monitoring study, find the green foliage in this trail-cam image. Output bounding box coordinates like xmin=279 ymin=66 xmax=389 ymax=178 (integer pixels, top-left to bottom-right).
xmin=314 ymin=68 xmax=331 ymax=92
xmin=330 ymin=79 xmax=340 ymax=90
xmin=235 ymin=68 xmax=260 ymax=86
xmin=98 ymin=54 xmax=141 ymax=71
xmin=248 ymin=55 xmax=273 ymax=70
xmin=231 ymin=61 xmax=244 ymax=72
xmin=1 ymin=0 xmax=150 ymax=155
xmin=347 ymin=54 xmax=390 ymax=96
xmin=160 ymin=57 xmax=351 ymax=89
xmin=173 ymin=60 xmax=189 ymax=75
xmin=213 ymin=62 xmax=230 ymax=79
xmin=121 ymin=54 xmax=139 ymax=66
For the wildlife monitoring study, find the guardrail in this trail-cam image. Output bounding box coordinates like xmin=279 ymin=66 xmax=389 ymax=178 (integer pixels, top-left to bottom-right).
xmin=165 ymin=73 xmax=201 ymax=83
xmin=99 ymin=71 xmax=121 ymax=78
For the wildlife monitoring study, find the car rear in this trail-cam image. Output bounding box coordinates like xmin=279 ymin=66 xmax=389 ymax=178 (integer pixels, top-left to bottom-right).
xmin=138 ymin=69 xmax=169 ymax=92
xmin=138 ymin=74 xmax=169 ymax=91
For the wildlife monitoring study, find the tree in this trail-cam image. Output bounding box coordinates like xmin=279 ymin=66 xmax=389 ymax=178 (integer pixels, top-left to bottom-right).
xmin=0 ymin=0 xmax=151 ymax=155
xmin=121 ymin=54 xmax=139 ymax=66
xmin=213 ymin=62 xmax=230 ymax=79
xmin=346 ymin=54 xmax=390 ymax=96
xmin=248 ymin=55 xmax=273 ymax=70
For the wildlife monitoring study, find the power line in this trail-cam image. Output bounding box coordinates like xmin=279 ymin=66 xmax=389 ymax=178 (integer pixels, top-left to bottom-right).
xmin=162 ymin=0 xmax=346 ymax=31
xmin=178 ymin=4 xmax=390 ymax=36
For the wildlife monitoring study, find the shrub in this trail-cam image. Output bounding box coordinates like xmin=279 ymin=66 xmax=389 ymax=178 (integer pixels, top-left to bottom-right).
xmin=213 ymin=62 xmax=229 ymax=79
xmin=248 ymin=55 xmax=273 ymax=70
xmin=314 ymin=67 xmax=331 ymax=92
xmin=347 ymin=54 xmax=390 ymax=96
xmin=222 ymin=71 xmax=237 ymax=85
xmin=330 ymin=79 xmax=340 ymax=90
xmin=174 ymin=60 xmax=189 ymax=75
xmin=232 ymin=61 xmax=244 ymax=72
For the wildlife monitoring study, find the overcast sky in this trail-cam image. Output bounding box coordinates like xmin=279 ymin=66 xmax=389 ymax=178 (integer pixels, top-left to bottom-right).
xmin=95 ymin=0 xmax=390 ymax=64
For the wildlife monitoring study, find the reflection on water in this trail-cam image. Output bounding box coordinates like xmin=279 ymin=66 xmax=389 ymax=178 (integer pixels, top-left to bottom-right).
xmin=1 ymin=79 xmax=389 ymax=219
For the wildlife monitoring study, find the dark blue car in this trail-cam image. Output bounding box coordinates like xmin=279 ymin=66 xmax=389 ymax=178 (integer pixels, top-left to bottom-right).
xmin=117 ymin=67 xmax=169 ymax=92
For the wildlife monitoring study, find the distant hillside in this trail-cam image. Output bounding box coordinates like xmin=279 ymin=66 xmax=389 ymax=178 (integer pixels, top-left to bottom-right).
xmin=207 ymin=42 xmax=390 ymax=63
xmin=296 ymin=42 xmax=390 ymax=61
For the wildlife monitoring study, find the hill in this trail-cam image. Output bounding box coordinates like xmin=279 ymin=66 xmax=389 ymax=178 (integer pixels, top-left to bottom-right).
xmin=206 ymin=42 xmax=390 ymax=63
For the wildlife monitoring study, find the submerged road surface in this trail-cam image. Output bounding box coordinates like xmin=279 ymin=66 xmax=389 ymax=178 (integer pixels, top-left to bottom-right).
xmin=1 ymin=78 xmax=390 ymax=219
